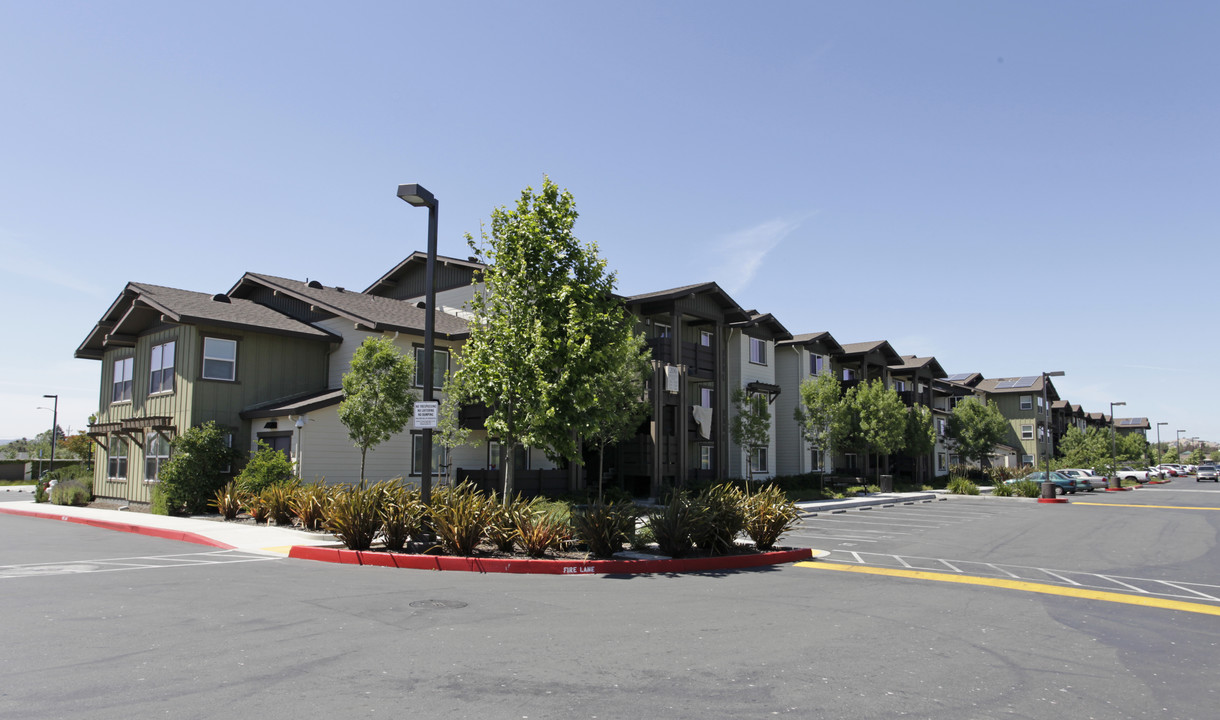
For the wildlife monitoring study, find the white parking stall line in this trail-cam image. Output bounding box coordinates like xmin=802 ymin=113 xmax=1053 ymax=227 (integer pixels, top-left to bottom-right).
xmin=0 ymin=551 xmax=280 ymax=579
xmin=1095 ymin=575 xmax=1152 ymax=594
xmin=938 ymin=559 xmax=962 ymax=573
xmin=1153 ymin=580 xmax=1220 ymax=602
xmin=802 ymin=517 xmax=934 ymax=530
xmin=1038 ymin=569 xmax=1083 ymax=586
xmin=986 ymin=563 xmax=1023 ymax=579
xmin=789 ymin=533 xmax=882 ymax=543
xmin=893 ymin=555 xmax=914 ymax=569
xmin=850 ymin=551 xmax=866 ymax=563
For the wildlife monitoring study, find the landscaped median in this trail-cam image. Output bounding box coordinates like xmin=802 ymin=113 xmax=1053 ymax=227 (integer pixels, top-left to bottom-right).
xmin=287 ymin=544 xmax=814 ymax=575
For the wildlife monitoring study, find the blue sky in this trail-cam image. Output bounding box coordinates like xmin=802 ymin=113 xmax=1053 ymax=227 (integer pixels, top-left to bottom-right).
xmin=1 ymin=1 xmax=1215 ymax=448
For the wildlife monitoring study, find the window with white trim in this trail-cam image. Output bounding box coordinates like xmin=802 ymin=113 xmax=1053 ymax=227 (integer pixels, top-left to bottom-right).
xmin=107 ymin=436 xmax=128 ymax=479
xmin=202 ymin=337 xmax=237 ymax=381
xmin=145 ymin=433 xmax=170 ymax=482
xmin=112 ymin=357 xmax=133 ymax=403
xmin=149 ymin=341 xmax=175 ymax=394
xmin=1020 ymin=395 xmax=1033 ymax=411
xmin=700 ymin=331 xmax=712 ymax=347
xmin=411 ymin=432 xmax=447 ymax=476
xmin=1021 ymin=454 xmax=1034 ymax=465
xmin=1021 ymin=424 xmax=1034 ymax=440
xmin=655 ymin=323 xmax=671 ymax=339
xmin=750 ymin=447 xmax=769 ymax=473
xmin=1037 ymin=396 xmax=1045 ymax=414
xmin=414 ymin=346 xmax=449 ymax=390
xmin=749 ymin=337 xmax=767 ymax=365
xmin=700 ymin=445 xmax=713 ymax=470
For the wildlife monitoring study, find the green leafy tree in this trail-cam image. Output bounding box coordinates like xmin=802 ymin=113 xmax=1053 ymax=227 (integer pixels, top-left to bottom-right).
xmin=904 ymin=404 xmax=937 ymax=464
xmin=1161 ymin=446 xmax=1180 ymax=464
xmin=1056 ymin=426 xmax=1109 ymax=469
xmin=444 ymin=177 xmax=631 ymax=498
xmin=339 ymin=336 xmax=418 ymax=481
xmin=948 ymin=398 xmax=1009 ymax=467
xmin=793 ymin=371 xmax=842 ymax=470
xmin=157 ymin=422 xmax=238 ymax=515
xmin=1188 ymin=447 xmax=1205 ymax=466
xmin=61 ymin=432 xmax=95 ymax=467
xmin=838 ymin=379 xmax=907 ymax=481
xmin=730 ymin=388 xmax=773 ymax=480
xmin=236 ymin=440 xmax=297 ymax=495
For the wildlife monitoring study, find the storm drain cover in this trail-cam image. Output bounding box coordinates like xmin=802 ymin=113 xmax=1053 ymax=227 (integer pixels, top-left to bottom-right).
xmin=409 ymin=599 xmax=467 ymax=609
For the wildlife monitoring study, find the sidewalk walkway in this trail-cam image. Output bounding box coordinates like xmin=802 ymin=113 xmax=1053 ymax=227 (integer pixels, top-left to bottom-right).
xmin=0 ymin=500 xmax=337 ymax=555
xmin=795 ymin=491 xmax=942 ymax=515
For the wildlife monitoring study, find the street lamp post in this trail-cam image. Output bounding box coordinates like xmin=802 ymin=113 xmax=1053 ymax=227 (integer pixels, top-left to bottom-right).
xmin=397 ymin=183 xmax=438 ymax=506
xmin=1155 ymin=421 xmax=1168 ymax=467
xmin=42 ymin=394 xmax=58 ymax=477
xmin=1041 ymin=372 xmax=1065 ymax=486
xmin=1109 ymin=401 xmax=1125 ymax=490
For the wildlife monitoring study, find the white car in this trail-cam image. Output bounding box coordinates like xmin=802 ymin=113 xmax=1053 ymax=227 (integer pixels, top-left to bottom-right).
xmin=1114 ymin=467 xmax=1152 ymax=484
xmin=1059 ymin=469 xmax=1106 ymax=491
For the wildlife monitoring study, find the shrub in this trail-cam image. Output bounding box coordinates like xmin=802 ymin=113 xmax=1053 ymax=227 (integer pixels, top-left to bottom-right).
xmin=428 ymin=481 xmax=491 ymax=556
xmin=990 ymin=481 xmax=1015 ymax=497
xmin=33 ymin=478 xmax=50 ymax=503
xmin=946 ymin=476 xmax=980 ymax=495
xmin=211 ymin=481 xmax=242 ymax=520
xmin=571 ymin=502 xmax=637 ymax=558
xmin=243 ymin=493 xmax=270 ymax=524
xmin=236 ymin=442 xmax=296 ymax=495
xmin=376 ymin=481 xmax=425 ymax=552
xmin=291 ymin=481 xmax=331 ymax=531
xmin=157 ymin=422 xmax=238 ymax=515
xmin=515 ymin=507 xmax=570 ymax=558
xmin=1010 ymin=479 xmax=1041 ymax=498
xmin=50 ymin=478 xmax=91 ymax=506
xmin=690 ymin=484 xmax=746 ymax=555
xmin=645 ymin=493 xmax=702 ymax=558
xmin=150 ymin=484 xmax=169 ymax=515
xmin=865 ymin=484 xmax=881 ymax=494
xmin=743 ymin=484 xmax=800 ymax=550
xmin=844 ymin=485 xmax=867 ymax=496
xmin=324 ymin=483 xmax=384 ymax=551
xmin=485 ymin=494 xmax=534 ymax=553
xmin=260 ymin=481 xmax=298 ymax=526
xmin=629 ymin=524 xmax=654 ymax=551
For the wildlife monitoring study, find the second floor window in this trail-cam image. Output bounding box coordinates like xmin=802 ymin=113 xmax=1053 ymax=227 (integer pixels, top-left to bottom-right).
xmin=810 ymin=355 xmax=823 ymax=375
xmin=700 ymin=331 xmax=712 ymax=347
xmin=202 ymin=337 xmax=237 ymax=381
xmin=749 ymin=337 xmax=767 ymax=365
xmin=149 ymin=341 xmax=175 ymax=394
xmin=1020 ymin=395 xmax=1033 ymax=411
xmin=1021 ymin=424 xmax=1034 ymax=439
xmin=111 ymin=357 xmax=133 ymax=403
xmin=414 ymin=347 xmax=449 ymax=390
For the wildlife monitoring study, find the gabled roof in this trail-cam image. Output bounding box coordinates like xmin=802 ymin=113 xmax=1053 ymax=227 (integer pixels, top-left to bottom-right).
xmin=75 ymin=282 xmax=340 ymax=360
xmin=730 ymin=310 xmax=793 ymax=342
xmin=975 ymin=375 xmax=1060 ymax=402
xmin=838 ymin=340 xmax=903 ymax=366
xmin=363 ymin=252 xmax=485 ymax=296
xmin=230 ymin=273 xmax=469 ymax=340
xmin=1114 ymin=417 xmax=1151 ymax=430
xmin=624 ymin=282 xmax=752 ymax=323
xmin=241 ymin=388 xmax=344 ymax=419
xmin=943 ymin=371 xmax=984 ymax=387
xmin=889 ymin=355 xmax=947 ymax=379
xmin=777 ymin=331 xmax=845 ymax=355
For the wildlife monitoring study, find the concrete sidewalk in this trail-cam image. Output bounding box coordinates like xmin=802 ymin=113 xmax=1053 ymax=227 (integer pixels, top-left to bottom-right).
xmin=0 ymin=500 xmax=338 ymax=555
xmin=795 ymin=490 xmax=943 ymax=515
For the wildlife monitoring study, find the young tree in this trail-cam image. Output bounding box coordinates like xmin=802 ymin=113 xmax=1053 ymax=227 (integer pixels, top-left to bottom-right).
xmin=838 ymin=379 xmax=907 ymax=481
xmin=1188 ymin=447 xmax=1205 ymax=466
xmin=61 ymin=432 xmax=95 ymax=466
xmin=577 ymin=331 xmax=652 ymax=503
xmin=1056 ymin=426 xmax=1109 ymax=468
xmin=339 ymin=336 xmax=418 ymax=481
xmin=948 ymin=397 xmax=1009 ymax=467
xmin=730 ymin=387 xmax=773 ymax=480
xmin=793 ymin=371 xmax=842 ymax=473
xmin=904 ymin=404 xmax=937 ymax=479
xmin=445 ymin=177 xmax=634 ymax=498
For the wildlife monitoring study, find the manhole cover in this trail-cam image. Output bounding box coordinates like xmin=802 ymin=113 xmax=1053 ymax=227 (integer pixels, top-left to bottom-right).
xmin=409 ymin=599 xmax=467 ymax=609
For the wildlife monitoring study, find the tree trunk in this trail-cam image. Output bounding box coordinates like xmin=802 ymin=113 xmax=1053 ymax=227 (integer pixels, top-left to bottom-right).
xmin=503 ymin=442 xmax=515 ymax=502
xmin=597 ymin=444 xmax=605 ymax=504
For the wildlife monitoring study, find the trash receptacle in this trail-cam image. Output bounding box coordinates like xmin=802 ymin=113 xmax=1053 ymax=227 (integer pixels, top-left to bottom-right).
xmin=879 ymin=474 xmax=893 ymax=493
xmin=1040 ymin=480 xmax=1057 ymax=499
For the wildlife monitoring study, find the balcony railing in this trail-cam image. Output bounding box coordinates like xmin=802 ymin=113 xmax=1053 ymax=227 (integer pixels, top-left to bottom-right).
xmin=646 ymin=338 xmax=715 ymax=379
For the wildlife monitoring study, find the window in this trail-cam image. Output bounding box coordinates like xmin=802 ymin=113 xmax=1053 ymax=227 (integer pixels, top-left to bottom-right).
xmin=414 ymin=347 xmax=449 ymax=390
xmin=893 ymin=380 xmax=906 ymax=392
xmin=111 ymin=357 xmax=133 ymax=403
xmin=750 ymin=447 xmax=769 ymax=473
xmin=202 ymin=337 xmax=237 ymax=381
xmin=843 ymin=368 xmax=857 ymax=381
xmin=1021 ymin=454 xmax=1034 ymax=465
xmin=700 ymin=445 xmax=713 ymax=470
xmin=1036 ymin=396 xmax=1045 ymax=414
xmin=1021 ymin=424 xmax=1034 ymax=440
xmin=937 ymin=452 xmax=947 ymax=471
xmin=107 ymin=436 xmax=127 ymax=479
xmin=700 ymin=331 xmax=712 ymax=347
xmin=655 ymin=323 xmax=671 ymax=339
xmin=149 ymin=341 xmax=175 ymax=394
xmin=749 ymin=337 xmax=767 ymax=365
xmin=811 ymin=448 xmax=824 ymax=471
xmin=411 ymin=432 xmax=447 ymax=476
xmin=145 ymin=433 xmax=170 ymax=482
xmin=488 ymin=441 xmax=501 ymax=470
xmin=810 ymin=355 xmax=824 ymax=376
xmin=1020 ymin=395 xmax=1033 ymax=411
xmin=844 ymin=453 xmax=858 ymax=470
xmin=936 ymin=418 xmax=947 ymax=437
xmin=699 ymin=386 xmax=713 ymax=408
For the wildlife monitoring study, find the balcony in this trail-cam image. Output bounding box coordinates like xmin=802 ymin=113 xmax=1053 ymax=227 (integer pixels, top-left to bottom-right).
xmin=646 ymin=338 xmax=715 ymax=379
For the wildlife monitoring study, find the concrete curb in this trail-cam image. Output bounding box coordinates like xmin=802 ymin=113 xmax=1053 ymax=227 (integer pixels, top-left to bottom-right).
xmin=288 ymin=545 xmax=814 ymax=575
xmin=0 ymin=505 xmax=234 ymax=549
xmin=796 ymin=492 xmax=942 ymax=516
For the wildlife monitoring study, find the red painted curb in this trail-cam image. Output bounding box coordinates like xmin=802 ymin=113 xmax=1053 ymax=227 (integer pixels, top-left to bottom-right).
xmin=287 ymin=545 xmax=814 ymax=574
xmin=1036 ymin=497 xmax=1069 ymax=503
xmin=0 ymin=506 xmax=235 ymax=549
xmin=1105 ymin=487 xmax=1132 ymax=492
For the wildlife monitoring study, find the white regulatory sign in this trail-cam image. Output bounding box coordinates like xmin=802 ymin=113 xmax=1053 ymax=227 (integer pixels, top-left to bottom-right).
xmin=414 ymin=401 xmax=440 ymax=429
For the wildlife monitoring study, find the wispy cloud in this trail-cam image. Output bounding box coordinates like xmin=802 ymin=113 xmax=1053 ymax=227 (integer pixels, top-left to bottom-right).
xmin=0 ymin=231 xmax=111 ymax=298
xmin=710 ymin=215 xmax=810 ymax=295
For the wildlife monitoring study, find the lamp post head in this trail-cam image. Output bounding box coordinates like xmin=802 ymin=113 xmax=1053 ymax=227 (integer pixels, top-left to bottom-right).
xmin=397 ymin=183 xmax=436 ymax=208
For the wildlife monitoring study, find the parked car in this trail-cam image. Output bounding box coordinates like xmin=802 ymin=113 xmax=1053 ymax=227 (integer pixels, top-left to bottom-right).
xmin=1197 ymin=465 xmax=1219 ymax=482
xmin=1009 ymin=471 xmax=1077 ymax=495
xmin=1146 ymin=466 xmax=1166 ymax=479
xmin=1114 ymin=467 xmax=1153 ymax=484
xmin=1156 ymin=464 xmax=1179 ymax=477
xmin=1058 ymin=469 xmax=1105 ymax=491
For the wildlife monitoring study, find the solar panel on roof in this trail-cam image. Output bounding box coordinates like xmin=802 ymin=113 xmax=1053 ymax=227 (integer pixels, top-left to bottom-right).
xmin=1118 ymin=418 xmax=1144 ymax=426
xmin=946 ymin=373 xmax=972 ymax=382
xmin=1013 ymin=376 xmax=1040 ymax=388
xmin=994 ymin=379 xmax=1017 ymax=389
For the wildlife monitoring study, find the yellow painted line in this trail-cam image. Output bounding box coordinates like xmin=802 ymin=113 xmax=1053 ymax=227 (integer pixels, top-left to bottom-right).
xmin=795 ymin=561 xmax=1220 ymax=617
xmin=1073 ymin=502 xmax=1220 ymax=511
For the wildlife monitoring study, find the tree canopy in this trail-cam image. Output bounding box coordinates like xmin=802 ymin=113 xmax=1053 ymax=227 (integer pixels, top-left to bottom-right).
xmin=793 ymin=370 xmax=842 ymax=463
xmin=947 ymin=397 xmax=1009 ymax=466
xmin=838 ymin=379 xmax=907 ymax=479
xmin=730 ymin=387 xmax=773 ymax=478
